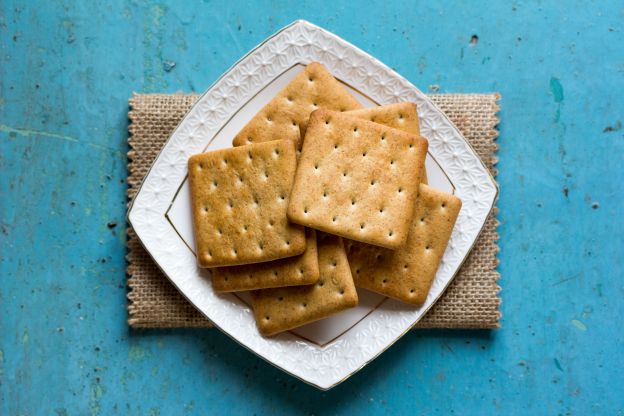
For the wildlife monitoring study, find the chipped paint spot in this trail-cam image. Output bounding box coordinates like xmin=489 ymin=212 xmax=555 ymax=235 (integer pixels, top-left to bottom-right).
xmin=550 ymin=77 xmax=564 ymax=103
xmin=129 ymin=345 xmax=146 ymax=361
xmin=21 ymin=329 xmax=29 ymax=344
xmin=571 ymin=319 xmax=587 ymax=331
xmin=89 ymin=383 xmax=103 ymax=416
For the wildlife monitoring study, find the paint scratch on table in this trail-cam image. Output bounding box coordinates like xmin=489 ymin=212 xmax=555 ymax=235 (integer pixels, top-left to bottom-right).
xmin=0 ymin=124 xmax=125 ymax=159
xmin=571 ymin=319 xmax=587 ymax=331
xmin=554 ymin=358 xmax=563 ymax=371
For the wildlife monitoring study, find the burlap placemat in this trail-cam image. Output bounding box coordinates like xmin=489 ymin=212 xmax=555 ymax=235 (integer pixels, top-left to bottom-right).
xmin=127 ymin=93 xmax=501 ymax=329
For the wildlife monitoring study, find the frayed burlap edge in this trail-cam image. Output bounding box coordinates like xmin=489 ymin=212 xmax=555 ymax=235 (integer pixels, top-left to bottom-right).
xmin=126 ymin=93 xmax=501 ymax=329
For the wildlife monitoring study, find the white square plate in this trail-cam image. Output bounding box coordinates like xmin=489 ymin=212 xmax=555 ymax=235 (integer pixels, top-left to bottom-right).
xmin=128 ymin=20 xmax=498 ymax=390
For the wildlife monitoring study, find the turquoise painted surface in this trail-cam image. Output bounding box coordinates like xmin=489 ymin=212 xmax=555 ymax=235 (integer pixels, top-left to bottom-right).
xmin=1 ymin=1 xmax=623 ymax=414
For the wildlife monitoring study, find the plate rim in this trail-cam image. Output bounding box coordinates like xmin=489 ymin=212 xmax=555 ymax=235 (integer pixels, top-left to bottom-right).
xmin=127 ymin=19 xmax=499 ymax=390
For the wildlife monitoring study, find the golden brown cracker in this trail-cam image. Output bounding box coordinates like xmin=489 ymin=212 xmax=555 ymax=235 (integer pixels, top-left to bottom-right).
xmin=211 ymin=229 xmax=319 ymax=292
xmin=232 ymin=62 xmax=362 ymax=150
xmin=348 ymin=184 xmax=462 ymax=305
xmin=188 ymin=139 xmax=305 ymax=267
xmin=345 ymin=102 xmax=428 ymax=183
xmin=250 ymin=233 xmax=358 ymax=336
xmin=287 ymin=109 xmax=428 ymax=249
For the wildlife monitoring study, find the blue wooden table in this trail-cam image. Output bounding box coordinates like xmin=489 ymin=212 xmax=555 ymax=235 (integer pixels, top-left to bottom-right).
xmin=2 ymin=1 xmax=623 ymax=414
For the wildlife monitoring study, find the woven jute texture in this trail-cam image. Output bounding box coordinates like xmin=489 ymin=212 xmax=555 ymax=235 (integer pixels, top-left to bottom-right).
xmin=127 ymin=93 xmax=501 ymax=329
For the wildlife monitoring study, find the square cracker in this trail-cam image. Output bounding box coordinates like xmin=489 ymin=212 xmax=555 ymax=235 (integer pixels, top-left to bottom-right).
xmin=250 ymin=233 xmax=358 ymax=336
xmin=211 ymin=229 xmax=319 ymax=292
xmin=287 ymin=109 xmax=428 ymax=249
xmin=232 ymin=62 xmax=362 ymax=150
xmin=188 ymin=139 xmax=306 ymax=267
xmin=347 ymin=184 xmax=462 ymax=305
xmin=345 ymin=102 xmax=428 ymax=184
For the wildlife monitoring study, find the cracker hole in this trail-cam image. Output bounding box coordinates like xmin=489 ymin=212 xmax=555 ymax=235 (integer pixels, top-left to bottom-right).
xmin=332 ymin=260 xmax=337 ymax=267
xmin=292 ymin=121 xmax=297 ymax=127
xmin=265 ymin=316 xmax=270 ymax=320
xmin=273 ymin=271 xmax=278 ymax=277
xmin=339 ymin=289 xmax=345 ymax=295
xmin=370 ymin=179 xmax=376 ymax=186
xmin=274 ymin=148 xmax=280 ymax=156
xmin=248 ymin=152 xmax=253 ymax=161
xmin=308 ymin=77 xmax=314 ymax=82
xmin=353 ymin=127 xmax=358 ymax=133
xmin=299 ymin=268 xmax=304 ymax=275
xmin=246 ymin=137 xmax=252 ymax=144
xmin=381 ymin=135 xmax=386 ymax=141
xmin=227 ymin=200 xmax=234 ymax=208
xmin=267 ymin=116 xmax=272 ymax=122
xmin=382 ymin=279 xmax=387 ymax=284
xmin=376 ymin=254 xmax=382 ymax=261
xmin=302 ymin=302 xmax=307 ymax=307
xmin=287 ymin=96 xmax=293 ymax=102
xmin=409 ymin=143 xmax=413 ymax=149
xmin=314 ymin=164 xmax=319 ymax=170
xmin=243 ymin=225 xmax=249 ymax=231
xmin=403 ymin=264 xmax=408 ymax=270
xmin=213 ymin=180 xmax=218 ymax=187
xmin=313 ymin=102 xmax=318 ymax=107
xmin=390 ymin=160 xmax=395 ymax=165
xmin=268 ymin=220 xmax=274 ymax=227
xmin=278 ymin=297 xmax=283 ymax=301
xmin=223 ymin=159 xmax=228 ymax=166
xmin=318 ymin=281 xmax=324 ymax=287
xmin=332 ymin=216 xmax=337 ymax=222
xmin=426 ymin=245 xmax=431 ymax=250
xmin=362 ymin=151 xmax=367 ymax=157
xmin=325 ymin=120 xmax=330 ymax=125
xmin=356 ymin=269 xmax=360 ymax=274
xmin=379 ymin=207 xmax=385 ymax=213
xmin=410 ymin=289 xmax=415 ymax=294
xmin=399 ymin=114 xmax=404 ymax=119
xmin=388 ymin=230 xmax=393 ymax=237
xmin=343 ymin=171 xmax=348 ymax=177
xmin=303 ymin=207 xmax=308 ymax=214
xmin=351 ymin=199 xmax=356 ymax=206
xmin=224 ymin=277 xmax=228 ymax=281
xmin=334 ymin=144 xmax=339 ymax=150
xmin=441 ymin=202 xmax=447 ymax=208
xmin=398 ymin=187 xmax=403 ymax=193
xmin=217 ymin=228 xmax=223 ymax=236
xmin=323 ymin=190 xmax=328 ymax=198
xmin=279 ymin=194 xmax=286 ymax=201
xmin=199 ymin=163 xmax=204 ymax=169
xmin=285 ymin=240 xmax=290 ymax=246
xmin=232 ymin=249 xmax=238 ymax=256
xmin=420 ymin=217 xmax=425 ymax=223
xmin=258 ymin=243 xmax=264 ymax=251
xmin=360 ymin=223 xmax=365 ymax=230
xmin=203 ymin=206 xmax=209 ymax=213
xmin=248 ymin=274 xmax=253 ymax=279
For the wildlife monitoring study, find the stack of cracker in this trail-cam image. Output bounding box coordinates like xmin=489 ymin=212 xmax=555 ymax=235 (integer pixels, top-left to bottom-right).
xmin=188 ymin=62 xmax=462 ymax=336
